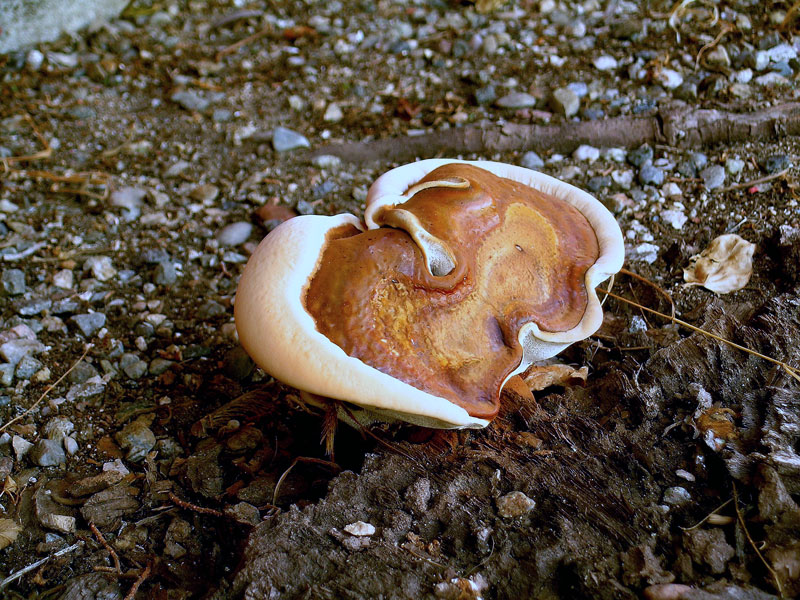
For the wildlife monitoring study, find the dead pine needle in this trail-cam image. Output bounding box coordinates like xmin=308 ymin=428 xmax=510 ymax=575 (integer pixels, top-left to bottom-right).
xmin=732 ymin=482 xmax=784 ymax=597
xmin=89 ymin=522 xmax=121 ymax=574
xmin=0 ymin=344 xmax=93 ymax=434
xmin=272 ymin=457 xmax=340 ymax=506
xmin=597 ymin=288 xmax=800 ymax=384
xmin=168 ymin=492 xmax=224 ymax=517
xmin=122 ymin=561 xmax=152 ymax=600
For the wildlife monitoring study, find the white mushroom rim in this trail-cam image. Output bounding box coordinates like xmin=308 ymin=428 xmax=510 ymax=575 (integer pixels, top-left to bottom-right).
xmin=234 ymin=159 xmax=624 ymax=429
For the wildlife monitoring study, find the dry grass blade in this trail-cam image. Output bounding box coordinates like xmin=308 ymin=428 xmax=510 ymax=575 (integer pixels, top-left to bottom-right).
xmin=0 ymin=114 xmax=53 ymax=167
xmin=0 ymin=345 xmax=93 ymax=434
xmin=680 ymin=498 xmax=733 ymax=531
xmin=717 ymin=166 xmax=793 ymax=193
xmin=732 ymin=482 xmax=784 ymax=597
xmin=597 ymin=288 xmax=800 ymax=384
xmin=619 ymin=267 xmax=675 ymax=319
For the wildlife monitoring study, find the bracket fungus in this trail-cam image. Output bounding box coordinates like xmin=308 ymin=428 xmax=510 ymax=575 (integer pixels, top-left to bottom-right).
xmin=234 ymin=159 xmax=624 ymax=429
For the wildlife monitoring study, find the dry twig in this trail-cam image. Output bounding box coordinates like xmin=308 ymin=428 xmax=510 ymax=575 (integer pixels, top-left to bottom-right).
xmin=0 ymin=114 xmax=53 ymax=166
xmin=680 ymin=498 xmax=733 ymax=531
xmin=89 ymin=522 xmax=121 ymax=574
xmin=0 ymin=344 xmax=93 ymax=434
xmin=717 ymin=166 xmax=793 ymax=193
xmin=216 ymin=25 xmax=272 ymax=60
xmin=0 ymin=541 xmax=84 ymax=590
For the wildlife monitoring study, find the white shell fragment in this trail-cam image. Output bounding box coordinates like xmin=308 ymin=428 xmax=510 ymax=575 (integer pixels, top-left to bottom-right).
xmin=344 ymin=521 xmax=376 ymax=537
xmin=683 ymin=234 xmax=755 ymax=294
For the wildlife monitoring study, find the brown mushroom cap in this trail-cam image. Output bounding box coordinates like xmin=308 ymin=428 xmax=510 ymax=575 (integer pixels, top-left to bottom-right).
xmin=304 ymin=164 xmax=600 ymax=420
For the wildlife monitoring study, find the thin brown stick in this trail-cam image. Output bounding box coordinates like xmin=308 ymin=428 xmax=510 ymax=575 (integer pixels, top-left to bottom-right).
xmin=122 ymin=561 xmax=152 ymax=600
xmin=732 ymin=482 xmax=784 ymax=597
xmin=717 ymin=166 xmax=792 ymax=193
xmin=89 ymin=522 xmax=121 ymax=574
xmin=598 ymin=288 xmax=800 ymax=384
xmin=272 ymin=457 xmax=340 ymax=505
xmin=168 ymin=492 xmax=224 ymax=517
xmin=216 ymin=25 xmax=272 ymax=60
xmin=619 ymin=267 xmax=676 ymax=319
xmin=0 ymin=344 xmax=93 ymax=433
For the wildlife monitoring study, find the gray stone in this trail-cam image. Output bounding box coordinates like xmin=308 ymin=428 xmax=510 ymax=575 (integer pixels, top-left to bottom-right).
xmin=628 ymin=144 xmax=653 ymax=167
xmin=754 ymin=72 xmax=790 ymax=87
xmin=142 ymin=248 xmax=170 ymax=264
xmin=0 ymin=363 xmax=13 ymax=386
xmin=762 ymin=154 xmax=791 ymax=174
xmin=663 ymin=486 xmax=691 ymax=506
xmin=15 ymin=354 xmax=42 ymax=379
xmin=474 ymin=85 xmax=497 ymax=106
xmin=51 ymin=297 xmax=79 ymax=315
xmin=66 ymin=381 xmax=106 ymax=401
xmin=593 ymin=55 xmax=618 ymax=70
xmin=70 ymin=313 xmax=106 ymax=337
xmin=0 ymin=339 xmax=45 ymax=365
xmin=29 ymin=439 xmax=66 ymax=467
xmin=120 ymin=353 xmax=147 ymax=380
xmin=199 ymin=300 xmax=226 ymax=319
xmin=43 ymin=417 xmax=75 ymax=442
xmin=153 ymin=261 xmax=178 ymax=285
xmin=676 ymin=160 xmax=696 ymax=178
xmin=704 ymin=45 xmax=730 ymax=68
xmin=67 ymin=106 xmax=96 ymax=120
xmin=115 ymin=417 xmax=156 ymax=462
xmin=550 ymin=87 xmax=580 ymax=117
xmin=12 ymin=435 xmax=32 ymax=460
xmin=725 ymin=158 xmax=745 ymax=175
xmin=700 ymin=165 xmax=726 ymax=190
xmin=149 ymin=358 xmax=174 ymax=375
xmin=217 ymin=222 xmax=253 ymax=246
xmin=52 ymin=269 xmax=74 ymax=289
xmin=689 ymin=152 xmax=708 ymax=170
xmin=1 ymin=269 xmax=26 ymax=295
xmin=18 ymin=298 xmax=51 ymax=316
xmin=639 ymin=163 xmax=664 ymax=186
xmin=587 ymin=176 xmax=612 ymax=192
xmin=0 ymin=0 xmax=128 ymax=53
xmin=520 ymin=151 xmax=544 ymax=169
xmin=171 ymin=89 xmax=210 ymax=112
xmin=495 ymin=92 xmax=537 ymax=109
xmin=311 ymin=154 xmax=342 ymax=169
xmin=84 ymin=256 xmax=116 ymax=281
xmin=110 ymin=187 xmax=146 ymax=222
xmin=190 ymin=183 xmax=219 ymax=203
xmin=272 ymin=127 xmax=310 ymax=152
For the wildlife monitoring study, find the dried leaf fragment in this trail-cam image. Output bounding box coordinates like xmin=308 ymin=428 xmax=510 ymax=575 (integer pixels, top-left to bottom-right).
xmin=683 ymin=233 xmax=755 ymax=294
xmin=522 ymin=363 xmax=589 ymax=391
xmin=0 ymin=518 xmax=22 ymax=550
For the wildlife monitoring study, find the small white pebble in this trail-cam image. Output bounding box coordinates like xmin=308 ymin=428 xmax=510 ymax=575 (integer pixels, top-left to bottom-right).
xmin=344 ymin=521 xmax=376 ymax=537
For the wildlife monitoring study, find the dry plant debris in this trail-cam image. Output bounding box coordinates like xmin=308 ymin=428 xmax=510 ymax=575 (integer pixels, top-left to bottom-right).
xmin=683 ymin=233 xmax=756 ymax=294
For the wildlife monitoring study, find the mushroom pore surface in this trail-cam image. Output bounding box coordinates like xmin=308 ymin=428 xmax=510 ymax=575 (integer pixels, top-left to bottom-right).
xmin=304 ymin=164 xmax=600 ymax=419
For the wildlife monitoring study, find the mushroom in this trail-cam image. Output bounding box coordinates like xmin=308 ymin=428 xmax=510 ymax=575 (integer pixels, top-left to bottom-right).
xmin=234 ymin=159 xmax=624 ymax=429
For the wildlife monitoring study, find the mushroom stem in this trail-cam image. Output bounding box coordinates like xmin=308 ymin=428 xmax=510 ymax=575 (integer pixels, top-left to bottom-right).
xmin=374 ymin=207 xmax=457 ymax=276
